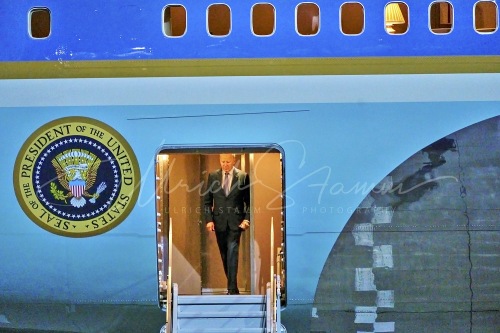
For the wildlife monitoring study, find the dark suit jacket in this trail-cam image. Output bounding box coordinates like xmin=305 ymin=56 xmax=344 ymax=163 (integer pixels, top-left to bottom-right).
xmin=203 ymin=168 xmax=250 ymax=232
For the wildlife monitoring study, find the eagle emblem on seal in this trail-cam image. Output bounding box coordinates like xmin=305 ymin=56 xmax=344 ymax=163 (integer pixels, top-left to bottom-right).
xmin=50 ymin=149 xmax=107 ymax=208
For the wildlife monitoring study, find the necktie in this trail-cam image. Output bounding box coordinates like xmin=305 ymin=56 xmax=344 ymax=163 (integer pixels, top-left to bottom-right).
xmin=223 ymin=172 xmax=229 ymax=196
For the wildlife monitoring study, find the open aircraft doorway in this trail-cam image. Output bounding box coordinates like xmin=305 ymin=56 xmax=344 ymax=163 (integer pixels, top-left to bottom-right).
xmin=155 ymin=146 xmax=286 ymax=309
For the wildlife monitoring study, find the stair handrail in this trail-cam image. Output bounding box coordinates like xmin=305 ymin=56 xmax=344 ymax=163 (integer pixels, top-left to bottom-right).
xmin=275 ymin=274 xmax=281 ymax=332
xmin=270 ymin=217 xmax=283 ymax=333
xmin=171 ymin=283 xmax=179 ymax=333
xmin=266 ymin=282 xmax=272 ymax=332
xmin=165 ymin=217 xmax=173 ymax=333
xmin=270 ymin=217 xmax=275 ymax=333
xmin=269 ymin=217 xmax=284 ymax=332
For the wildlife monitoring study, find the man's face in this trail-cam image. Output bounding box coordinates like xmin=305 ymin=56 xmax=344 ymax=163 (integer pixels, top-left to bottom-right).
xmin=220 ymin=154 xmax=235 ymax=173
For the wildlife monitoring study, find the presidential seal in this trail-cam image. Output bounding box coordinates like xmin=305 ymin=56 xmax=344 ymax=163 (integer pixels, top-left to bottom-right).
xmin=13 ymin=117 xmax=140 ymax=237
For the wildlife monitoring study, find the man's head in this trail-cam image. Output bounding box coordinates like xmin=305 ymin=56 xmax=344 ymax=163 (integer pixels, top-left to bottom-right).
xmin=219 ymin=154 xmax=235 ymax=173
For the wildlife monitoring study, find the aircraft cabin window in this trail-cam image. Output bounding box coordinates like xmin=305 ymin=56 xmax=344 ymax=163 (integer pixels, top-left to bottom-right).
xmin=429 ymin=2 xmax=454 ymax=34
xmin=208 ymin=3 xmax=231 ymax=36
xmin=29 ymin=8 xmax=51 ymax=39
xmin=474 ymin=1 xmax=498 ymax=33
xmin=385 ymin=2 xmax=409 ymax=34
xmin=163 ymin=5 xmax=187 ymax=37
xmin=252 ymin=3 xmax=276 ymax=36
xmin=296 ymin=3 xmax=320 ymax=36
xmin=340 ymin=2 xmax=365 ymax=35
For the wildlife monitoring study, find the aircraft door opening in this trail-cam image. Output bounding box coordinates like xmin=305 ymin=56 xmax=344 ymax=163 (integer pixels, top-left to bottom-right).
xmin=155 ymin=147 xmax=286 ymax=308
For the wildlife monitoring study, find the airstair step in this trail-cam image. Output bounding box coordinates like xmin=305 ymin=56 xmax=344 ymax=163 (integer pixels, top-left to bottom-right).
xmin=178 ymin=316 xmax=266 ymax=329
xmin=178 ymin=310 xmax=265 ymax=318
xmin=178 ymin=304 xmax=265 ymax=313
xmin=178 ymin=295 xmax=265 ymax=304
xmin=178 ymin=329 xmax=266 ymax=333
xmin=177 ymin=295 xmax=266 ymax=314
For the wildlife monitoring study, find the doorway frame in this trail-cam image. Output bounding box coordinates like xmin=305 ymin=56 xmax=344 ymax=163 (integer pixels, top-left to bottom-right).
xmin=154 ymin=144 xmax=287 ymax=307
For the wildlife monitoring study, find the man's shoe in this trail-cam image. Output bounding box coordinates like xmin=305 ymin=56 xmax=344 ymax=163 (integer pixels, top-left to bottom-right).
xmin=228 ymin=289 xmax=239 ymax=295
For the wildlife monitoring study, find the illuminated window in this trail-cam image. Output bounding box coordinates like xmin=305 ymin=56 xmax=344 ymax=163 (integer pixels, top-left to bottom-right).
xmin=252 ymin=3 xmax=276 ymax=36
xmin=430 ymin=2 xmax=453 ymax=34
xmin=163 ymin=5 xmax=187 ymax=37
xmin=29 ymin=8 xmax=50 ymax=39
xmin=208 ymin=4 xmax=231 ymax=36
xmin=385 ymin=2 xmax=409 ymax=34
xmin=474 ymin=1 xmax=498 ymax=33
xmin=340 ymin=2 xmax=365 ymax=35
xmin=296 ymin=3 xmax=320 ymax=36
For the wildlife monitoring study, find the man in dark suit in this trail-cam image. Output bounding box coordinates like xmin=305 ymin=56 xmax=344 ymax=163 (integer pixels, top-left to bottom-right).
xmin=203 ymin=154 xmax=251 ymax=295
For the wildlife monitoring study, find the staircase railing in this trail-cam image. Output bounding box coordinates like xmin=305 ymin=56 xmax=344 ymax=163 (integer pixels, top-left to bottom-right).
xmin=165 ymin=217 xmax=173 ymax=333
xmin=270 ymin=217 xmax=275 ymax=332
xmin=268 ymin=217 xmax=282 ymax=333
xmin=171 ymin=283 xmax=179 ymax=333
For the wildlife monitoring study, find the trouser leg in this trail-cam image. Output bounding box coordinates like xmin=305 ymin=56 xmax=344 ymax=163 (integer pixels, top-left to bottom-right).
xmin=215 ymin=230 xmax=229 ymax=278
xmin=215 ymin=227 xmax=241 ymax=293
xmin=226 ymin=228 xmax=242 ymax=292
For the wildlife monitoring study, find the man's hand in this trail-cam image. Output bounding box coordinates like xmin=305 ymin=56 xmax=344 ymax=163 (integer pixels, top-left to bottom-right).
xmin=206 ymin=222 xmax=215 ymax=232
xmin=239 ymin=220 xmax=250 ymax=230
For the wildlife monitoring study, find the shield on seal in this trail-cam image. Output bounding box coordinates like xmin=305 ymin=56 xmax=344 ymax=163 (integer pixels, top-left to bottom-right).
xmin=69 ymin=179 xmax=86 ymax=198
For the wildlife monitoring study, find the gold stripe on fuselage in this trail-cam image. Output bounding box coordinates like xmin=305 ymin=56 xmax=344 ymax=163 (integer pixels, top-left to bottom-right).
xmin=1 ymin=56 xmax=499 ymax=79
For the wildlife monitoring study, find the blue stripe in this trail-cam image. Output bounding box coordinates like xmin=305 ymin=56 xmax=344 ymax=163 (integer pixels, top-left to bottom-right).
xmin=0 ymin=0 xmax=498 ymax=61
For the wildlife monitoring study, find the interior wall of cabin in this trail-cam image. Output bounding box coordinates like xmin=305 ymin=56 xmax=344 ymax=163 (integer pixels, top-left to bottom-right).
xmin=297 ymin=3 xmax=320 ymax=35
xmin=251 ymin=153 xmax=283 ymax=295
xmin=208 ymin=4 xmax=231 ymax=35
xmin=167 ymin=154 xmax=203 ymax=294
xmin=252 ymin=4 xmax=275 ymax=35
xmin=430 ymin=2 xmax=453 ymax=33
xmin=341 ymin=3 xmax=364 ymax=35
xmin=475 ymin=1 xmax=497 ymax=30
xmin=164 ymin=5 xmax=187 ymax=37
